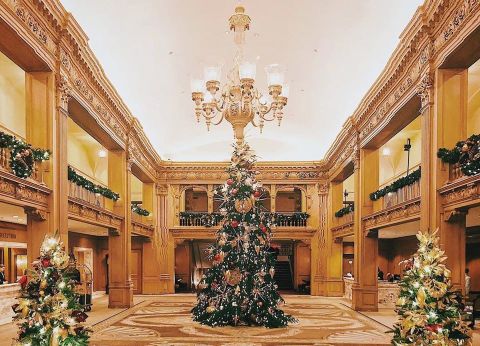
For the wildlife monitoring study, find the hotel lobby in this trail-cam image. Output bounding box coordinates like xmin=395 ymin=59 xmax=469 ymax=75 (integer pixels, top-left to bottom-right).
xmin=0 ymin=0 xmax=480 ymax=345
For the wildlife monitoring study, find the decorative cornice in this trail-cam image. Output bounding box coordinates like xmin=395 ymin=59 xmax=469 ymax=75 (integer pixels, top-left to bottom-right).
xmin=362 ymin=197 xmax=421 ymax=231
xmin=0 ymin=170 xmax=51 ymax=209
xmin=68 ymin=197 xmax=123 ymax=229
xmin=438 ymin=174 xmax=480 ymax=209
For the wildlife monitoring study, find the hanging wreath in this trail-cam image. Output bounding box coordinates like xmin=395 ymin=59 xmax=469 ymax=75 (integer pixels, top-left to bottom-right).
xmin=437 ymin=134 xmax=480 ymax=176
xmin=0 ymin=132 xmax=51 ymax=179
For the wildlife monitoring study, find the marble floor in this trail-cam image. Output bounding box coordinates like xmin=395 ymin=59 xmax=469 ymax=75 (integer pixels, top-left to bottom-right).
xmin=1 ymin=293 xmax=479 ymax=345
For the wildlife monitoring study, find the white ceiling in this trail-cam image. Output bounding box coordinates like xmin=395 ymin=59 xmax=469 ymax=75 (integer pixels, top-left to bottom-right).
xmin=61 ymin=0 xmax=423 ymax=162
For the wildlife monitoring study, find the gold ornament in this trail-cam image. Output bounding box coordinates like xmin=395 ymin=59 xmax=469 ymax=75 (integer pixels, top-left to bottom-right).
xmin=40 ymin=279 xmax=47 ymax=289
xmin=206 ymin=305 xmax=216 ymax=313
xmin=226 ymin=268 xmax=242 ymax=286
xmin=269 ymin=267 xmax=275 ymax=277
xmin=235 ymin=196 xmax=254 ymax=213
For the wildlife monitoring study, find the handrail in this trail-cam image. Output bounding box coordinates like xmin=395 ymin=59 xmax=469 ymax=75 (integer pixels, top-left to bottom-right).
xmin=379 ymin=163 xmax=421 ymax=189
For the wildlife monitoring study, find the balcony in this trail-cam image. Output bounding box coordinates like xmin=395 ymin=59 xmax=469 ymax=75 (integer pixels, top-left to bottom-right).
xmin=449 ymin=163 xmax=465 ymax=181
xmin=131 ymin=212 xmax=154 ymax=238
xmin=179 ymin=212 xmax=223 ymax=227
xmin=0 ymin=145 xmax=45 ymax=184
xmin=178 ymin=211 xmax=309 ymax=228
xmin=381 ymin=179 xmax=420 ymax=209
xmin=68 ymin=180 xmax=106 ymax=209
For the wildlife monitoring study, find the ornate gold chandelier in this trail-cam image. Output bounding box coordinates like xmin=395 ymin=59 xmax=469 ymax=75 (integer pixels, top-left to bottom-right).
xmin=190 ymin=6 xmax=289 ymax=144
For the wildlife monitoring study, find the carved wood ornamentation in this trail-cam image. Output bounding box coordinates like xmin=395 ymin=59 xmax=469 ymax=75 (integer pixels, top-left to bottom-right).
xmin=438 ymin=175 xmax=480 ymax=209
xmin=362 ymin=197 xmax=421 ymax=231
xmin=68 ymin=197 xmax=123 ymax=229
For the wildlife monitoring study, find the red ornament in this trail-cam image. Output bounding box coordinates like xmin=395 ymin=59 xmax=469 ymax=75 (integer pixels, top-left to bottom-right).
xmin=227 ymin=179 xmax=234 ymax=185
xmin=41 ymin=257 xmax=51 ymax=267
xmin=214 ymin=253 xmax=221 ymax=261
xmin=231 ymin=189 xmax=238 ymax=195
xmin=425 ymin=324 xmax=442 ymax=333
xmin=253 ymin=190 xmax=261 ymax=198
xmin=260 ymin=224 xmax=267 ymax=233
xmin=231 ymin=220 xmax=239 ymax=228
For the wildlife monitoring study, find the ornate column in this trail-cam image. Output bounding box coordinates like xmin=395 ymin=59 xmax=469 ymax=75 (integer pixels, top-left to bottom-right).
xmin=207 ymin=184 xmax=214 ymax=213
xmin=418 ymin=72 xmax=436 ymax=233
xmin=325 ymin=180 xmax=343 ymax=296
xmin=426 ymin=67 xmax=468 ymax=292
xmin=108 ymin=150 xmax=133 ymax=307
xmin=352 ymin=146 xmax=379 ymax=311
xmin=270 ymin=185 xmax=276 ymax=213
xmin=311 ymin=182 xmax=329 ymax=295
xmin=156 ymin=184 xmax=175 ymax=293
xmin=53 ymin=74 xmax=70 ymax=244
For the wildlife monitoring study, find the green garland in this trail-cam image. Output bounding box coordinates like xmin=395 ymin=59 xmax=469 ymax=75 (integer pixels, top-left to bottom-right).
xmin=131 ymin=203 xmax=150 ymax=216
xmin=0 ymin=131 xmax=51 ymax=178
xmin=334 ymin=204 xmax=354 ymax=218
xmin=437 ymin=134 xmax=480 ymax=176
xmin=369 ymin=167 xmax=421 ymax=201
xmin=68 ymin=166 xmax=120 ymax=201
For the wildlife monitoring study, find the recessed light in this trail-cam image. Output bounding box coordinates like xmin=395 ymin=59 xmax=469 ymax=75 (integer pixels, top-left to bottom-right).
xmin=168 ymin=51 xmax=174 ymax=55
xmin=256 ymin=55 xmax=260 ymax=60
xmin=98 ymin=149 xmax=107 ymax=158
xmin=314 ymin=48 xmax=318 ymax=53
xmin=13 ymin=215 xmax=18 ymax=218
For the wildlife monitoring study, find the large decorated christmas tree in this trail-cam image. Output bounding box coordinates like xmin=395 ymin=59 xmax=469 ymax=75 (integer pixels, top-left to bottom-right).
xmin=12 ymin=232 xmax=90 ymax=346
xmin=392 ymin=230 xmax=471 ymax=345
xmin=192 ymin=142 xmax=296 ymax=328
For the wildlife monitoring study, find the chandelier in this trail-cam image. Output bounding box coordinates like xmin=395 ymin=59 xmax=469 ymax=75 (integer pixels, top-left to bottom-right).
xmin=190 ymin=6 xmax=289 ymax=144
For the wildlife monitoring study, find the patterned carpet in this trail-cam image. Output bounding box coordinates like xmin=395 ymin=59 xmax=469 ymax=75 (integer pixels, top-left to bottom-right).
xmin=90 ymin=294 xmax=391 ymax=345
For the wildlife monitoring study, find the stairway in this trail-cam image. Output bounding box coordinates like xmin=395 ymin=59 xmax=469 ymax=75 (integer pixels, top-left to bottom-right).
xmin=274 ymin=261 xmax=293 ymax=290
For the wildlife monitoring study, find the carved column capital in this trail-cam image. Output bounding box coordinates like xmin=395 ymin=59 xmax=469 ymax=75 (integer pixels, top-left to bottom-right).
xmin=57 ymin=74 xmax=72 ymax=111
xmin=156 ymin=184 xmax=169 ymax=196
xmin=317 ymin=182 xmax=329 ymax=196
xmin=24 ymin=207 xmax=47 ymax=222
xmin=352 ymin=146 xmax=360 ymax=171
xmin=417 ymin=72 xmax=434 ymax=111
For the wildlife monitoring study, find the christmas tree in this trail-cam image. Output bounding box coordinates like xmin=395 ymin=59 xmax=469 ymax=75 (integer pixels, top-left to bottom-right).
xmin=12 ymin=232 xmax=90 ymax=346
xmin=392 ymin=230 xmax=471 ymax=345
xmin=192 ymin=142 xmax=296 ymax=328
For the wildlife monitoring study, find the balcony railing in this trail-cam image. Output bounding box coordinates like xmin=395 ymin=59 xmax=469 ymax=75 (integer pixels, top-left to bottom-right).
xmin=449 ymin=163 xmax=465 ymax=181
xmin=382 ymin=179 xmax=420 ymax=209
xmin=131 ymin=212 xmax=152 ymax=225
xmin=68 ymin=180 xmax=106 ymax=208
xmin=335 ymin=211 xmax=354 ymax=226
xmin=0 ymin=147 xmax=44 ymax=183
xmin=179 ymin=212 xmax=223 ymax=227
xmin=178 ymin=211 xmax=310 ymax=228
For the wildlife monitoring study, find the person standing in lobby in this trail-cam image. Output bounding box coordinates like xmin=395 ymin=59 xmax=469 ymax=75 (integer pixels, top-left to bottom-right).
xmin=0 ymin=264 xmax=6 ymax=284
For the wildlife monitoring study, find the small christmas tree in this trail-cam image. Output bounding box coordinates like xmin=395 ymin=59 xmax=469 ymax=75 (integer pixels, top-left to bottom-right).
xmin=12 ymin=232 xmax=90 ymax=346
xmin=192 ymin=142 xmax=296 ymax=328
xmin=392 ymin=230 xmax=471 ymax=345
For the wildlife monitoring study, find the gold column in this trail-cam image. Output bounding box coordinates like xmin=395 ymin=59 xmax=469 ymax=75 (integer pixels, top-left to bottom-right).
xmin=426 ymin=69 xmax=468 ymax=292
xmin=352 ymin=148 xmax=379 ymax=311
xmin=142 ymin=182 xmax=161 ymax=294
xmin=107 ymin=150 xmax=133 ymax=308
xmin=207 ymin=184 xmax=214 ymax=213
xmin=326 ymin=181 xmax=343 ymax=296
xmin=311 ymin=183 xmax=328 ymax=295
xmin=156 ymin=184 xmax=175 ymax=293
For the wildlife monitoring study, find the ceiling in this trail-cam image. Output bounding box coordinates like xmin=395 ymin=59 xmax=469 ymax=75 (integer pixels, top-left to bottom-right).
xmin=61 ymin=0 xmax=423 ymax=162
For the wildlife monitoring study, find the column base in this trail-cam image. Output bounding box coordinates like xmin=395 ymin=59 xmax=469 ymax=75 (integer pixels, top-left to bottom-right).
xmin=108 ymin=282 xmax=134 ymax=308
xmin=352 ymin=283 xmax=378 ymax=311
xmin=311 ymin=277 xmax=344 ymax=296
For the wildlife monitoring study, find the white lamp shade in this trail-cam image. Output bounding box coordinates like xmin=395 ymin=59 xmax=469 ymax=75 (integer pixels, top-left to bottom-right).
xmin=204 ymin=93 xmax=214 ymax=103
xmin=204 ymin=66 xmax=221 ymax=82
xmin=190 ymin=79 xmax=205 ymax=93
xmin=239 ymin=62 xmax=256 ymax=79
xmin=281 ymin=84 xmax=290 ymax=97
xmin=265 ymin=64 xmax=285 ymax=87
